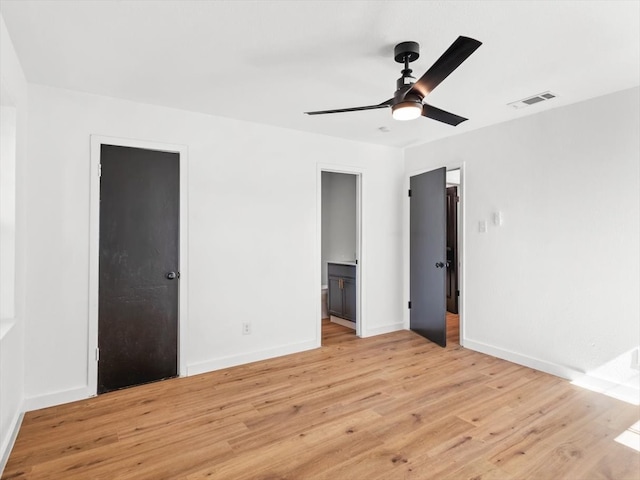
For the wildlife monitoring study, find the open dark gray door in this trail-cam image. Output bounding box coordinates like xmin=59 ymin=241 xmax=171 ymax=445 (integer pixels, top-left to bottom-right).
xmin=98 ymin=144 xmax=179 ymax=394
xmin=410 ymin=167 xmax=447 ymax=346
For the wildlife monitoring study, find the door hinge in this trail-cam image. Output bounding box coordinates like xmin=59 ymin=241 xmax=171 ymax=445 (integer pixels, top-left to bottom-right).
xmin=95 ymin=347 xmax=100 ymax=361
xmin=456 ymin=196 xmax=460 ymax=202
xmin=98 ymin=164 xmax=102 ymax=177
xmin=408 ymin=301 xmax=412 ymax=309
xmin=408 ymin=189 xmax=412 ymax=197
xmin=457 ymin=290 xmax=460 ymax=297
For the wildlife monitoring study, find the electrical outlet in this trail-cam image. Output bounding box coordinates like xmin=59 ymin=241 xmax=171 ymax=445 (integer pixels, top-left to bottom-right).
xmin=242 ymin=322 xmax=251 ymax=335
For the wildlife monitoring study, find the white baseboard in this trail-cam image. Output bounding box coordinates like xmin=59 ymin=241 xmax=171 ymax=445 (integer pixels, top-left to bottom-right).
xmin=21 ymin=341 xmax=321 ymax=411
xmin=362 ymin=322 xmax=404 ymax=338
xmin=0 ymin=407 xmax=23 ymax=476
xmin=23 ymin=386 xmax=92 ymax=413
xmin=186 ymin=339 xmax=318 ymax=376
xmin=463 ymin=338 xmax=640 ymax=405
xmin=463 ymin=338 xmax=582 ymax=380
xmin=330 ymin=316 xmax=355 ymax=330
xmin=571 ymin=374 xmax=640 ymax=406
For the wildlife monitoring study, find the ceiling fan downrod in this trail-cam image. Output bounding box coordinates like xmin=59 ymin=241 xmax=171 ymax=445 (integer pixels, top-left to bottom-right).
xmin=394 ymin=41 xmax=420 ymax=91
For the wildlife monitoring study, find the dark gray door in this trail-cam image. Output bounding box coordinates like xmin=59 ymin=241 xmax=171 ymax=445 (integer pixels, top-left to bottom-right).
xmin=410 ymin=167 xmax=447 ymax=346
xmin=98 ymin=144 xmax=179 ymax=394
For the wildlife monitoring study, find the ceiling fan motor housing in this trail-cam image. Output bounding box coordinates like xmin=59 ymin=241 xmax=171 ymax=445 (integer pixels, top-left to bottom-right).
xmin=397 ymin=74 xmax=417 ymax=91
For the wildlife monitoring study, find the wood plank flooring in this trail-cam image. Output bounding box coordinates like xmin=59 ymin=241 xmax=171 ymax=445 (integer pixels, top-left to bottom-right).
xmin=3 ymin=319 xmax=638 ymax=479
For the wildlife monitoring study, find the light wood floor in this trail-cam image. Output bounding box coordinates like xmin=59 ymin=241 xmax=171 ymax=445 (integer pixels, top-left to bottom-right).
xmin=4 ymin=319 xmax=638 ymax=479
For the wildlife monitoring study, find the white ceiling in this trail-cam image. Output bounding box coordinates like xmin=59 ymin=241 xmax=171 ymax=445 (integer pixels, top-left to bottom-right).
xmin=2 ymin=0 xmax=639 ymax=148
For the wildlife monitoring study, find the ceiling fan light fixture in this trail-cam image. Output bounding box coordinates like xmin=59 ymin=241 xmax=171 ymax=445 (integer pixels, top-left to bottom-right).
xmin=392 ymin=101 xmax=422 ymax=121
xmin=304 ymin=36 xmax=481 ymax=126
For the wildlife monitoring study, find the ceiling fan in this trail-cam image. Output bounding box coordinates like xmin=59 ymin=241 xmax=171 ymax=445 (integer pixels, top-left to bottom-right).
xmin=305 ymin=36 xmax=482 ymax=125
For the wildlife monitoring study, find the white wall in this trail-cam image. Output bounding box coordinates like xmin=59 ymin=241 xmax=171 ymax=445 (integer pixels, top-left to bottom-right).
xmin=321 ymin=172 xmax=357 ymax=285
xmin=0 ymin=106 xmax=16 ymax=320
xmin=0 ymin=13 xmax=27 ymax=467
xmin=405 ymin=87 xmax=640 ymax=394
xmin=23 ymin=84 xmax=404 ymax=407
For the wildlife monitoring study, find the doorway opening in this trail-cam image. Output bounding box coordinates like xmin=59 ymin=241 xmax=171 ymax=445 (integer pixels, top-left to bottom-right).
xmin=319 ymin=169 xmax=361 ymax=344
xmin=446 ymin=168 xmax=461 ymax=346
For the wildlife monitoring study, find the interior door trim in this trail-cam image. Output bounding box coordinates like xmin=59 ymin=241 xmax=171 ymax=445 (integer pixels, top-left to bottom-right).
xmin=88 ymin=135 xmax=189 ymax=396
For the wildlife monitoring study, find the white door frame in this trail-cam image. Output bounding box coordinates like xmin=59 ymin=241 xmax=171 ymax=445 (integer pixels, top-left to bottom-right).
xmin=317 ymin=164 xmax=364 ymax=341
xmin=405 ymin=162 xmax=465 ymax=346
xmin=88 ymin=135 xmax=189 ymax=396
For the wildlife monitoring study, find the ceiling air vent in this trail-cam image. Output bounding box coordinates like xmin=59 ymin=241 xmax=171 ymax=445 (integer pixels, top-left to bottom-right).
xmin=508 ymin=91 xmax=557 ymax=109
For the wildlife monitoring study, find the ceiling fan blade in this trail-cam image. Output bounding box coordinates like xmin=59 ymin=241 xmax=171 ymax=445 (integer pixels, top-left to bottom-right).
xmin=410 ymin=36 xmax=482 ymax=98
xmin=305 ymin=102 xmax=390 ymax=115
xmin=422 ymin=104 xmax=468 ymax=126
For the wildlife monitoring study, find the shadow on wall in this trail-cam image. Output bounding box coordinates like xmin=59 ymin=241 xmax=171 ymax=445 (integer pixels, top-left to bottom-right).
xmin=571 ymin=347 xmax=640 ymax=405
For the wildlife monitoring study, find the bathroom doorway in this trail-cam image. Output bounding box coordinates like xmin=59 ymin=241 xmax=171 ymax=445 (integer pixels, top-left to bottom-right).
xmin=319 ymin=169 xmax=361 ymax=343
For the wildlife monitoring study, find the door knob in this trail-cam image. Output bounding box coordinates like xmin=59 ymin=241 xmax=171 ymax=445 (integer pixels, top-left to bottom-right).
xmin=435 ymin=262 xmax=445 ymax=268
xmin=166 ymin=271 xmax=178 ymax=280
